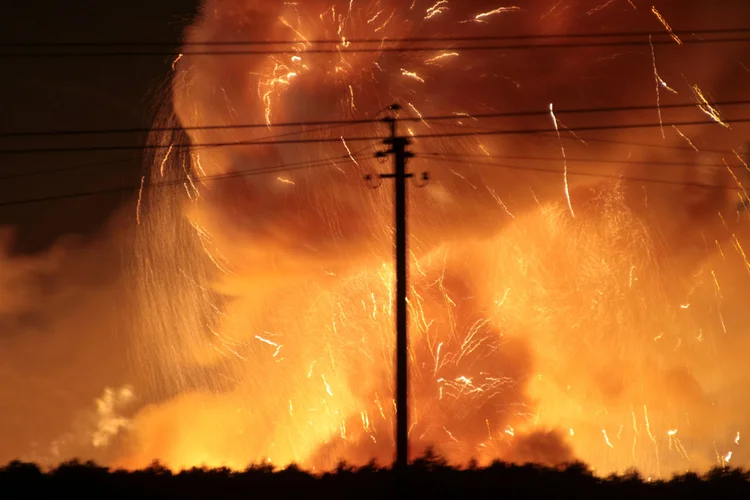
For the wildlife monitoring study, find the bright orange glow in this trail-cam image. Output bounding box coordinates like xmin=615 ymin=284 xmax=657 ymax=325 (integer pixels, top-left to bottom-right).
xmin=123 ymin=0 xmax=750 ymax=478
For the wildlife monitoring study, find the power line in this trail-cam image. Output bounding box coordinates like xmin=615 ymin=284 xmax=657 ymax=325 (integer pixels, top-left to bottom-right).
xmin=426 ymin=154 xmax=746 ymax=192
xmin=3 ymin=100 xmax=748 ymax=139
xmin=4 ymin=27 xmax=748 ymax=47
xmin=0 ymin=158 xmax=136 ymax=181
xmin=422 ymin=152 xmax=750 ymax=169
xmin=1 ymin=147 xmax=744 ymax=210
xmin=0 ymin=152 xmax=372 ymax=208
xmin=1 ymin=138 xmax=742 ymax=186
xmin=408 ymin=117 xmax=750 ymax=143
xmin=541 ymin=134 xmax=738 ymax=156
xmin=0 ymin=122 xmax=351 ymax=181
xmin=3 ymin=133 xmax=741 ymax=185
xmin=2 ymin=116 xmax=748 ymax=156
xmin=2 ymin=36 xmax=748 ymax=57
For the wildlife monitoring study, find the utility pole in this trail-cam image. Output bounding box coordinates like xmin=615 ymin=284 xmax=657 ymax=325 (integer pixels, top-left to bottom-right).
xmin=376 ymin=106 xmax=413 ymax=474
xmin=368 ymin=104 xmax=426 ymax=488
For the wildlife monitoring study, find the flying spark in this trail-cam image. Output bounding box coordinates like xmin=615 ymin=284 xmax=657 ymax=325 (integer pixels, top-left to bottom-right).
xmin=425 ymin=0 xmax=449 ymax=20
xmin=651 ymin=6 xmax=682 ymax=44
xmin=425 ymin=52 xmax=459 ymax=65
xmin=549 ymin=103 xmax=575 ymax=218
xmin=693 ymin=85 xmax=731 ymax=128
xmin=473 ymin=6 xmax=520 ymax=22
xmin=401 ymin=68 xmax=425 ymax=83
xmin=136 ymin=176 xmax=145 ymax=225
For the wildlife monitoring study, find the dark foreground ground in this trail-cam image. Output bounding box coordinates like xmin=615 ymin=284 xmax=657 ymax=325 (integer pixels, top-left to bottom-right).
xmin=3 ymin=453 xmax=750 ymax=499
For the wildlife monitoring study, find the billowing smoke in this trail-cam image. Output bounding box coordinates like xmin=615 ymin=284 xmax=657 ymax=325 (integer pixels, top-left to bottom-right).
xmin=120 ymin=0 xmax=750 ymax=475
xmin=2 ymin=0 xmax=750 ymax=477
xmin=0 ymin=212 xmax=139 ymax=467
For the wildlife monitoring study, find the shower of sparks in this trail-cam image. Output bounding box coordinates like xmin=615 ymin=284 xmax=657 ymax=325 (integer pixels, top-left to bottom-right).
xmin=488 ymin=188 xmax=516 ymax=219
xmin=348 ymin=85 xmax=356 ymax=111
xmin=541 ymin=1 xmax=563 ymax=19
xmin=373 ymin=10 xmax=395 ymax=32
xmin=732 ymin=235 xmax=750 ymax=275
xmin=401 ymin=68 xmax=425 ymax=83
xmin=651 ymin=6 xmax=682 ymax=45
xmin=650 ymin=36 xmax=668 ymax=138
xmin=444 ymin=427 xmax=459 ymax=442
xmin=452 ymin=111 xmax=476 ymax=121
xmin=586 ymin=0 xmax=617 ymax=16
xmin=631 ymin=408 xmax=639 ymax=459
xmin=425 ymin=0 xmax=449 ymax=20
xmin=559 ymin=122 xmax=589 ymax=146
xmin=366 ymin=9 xmax=383 ymax=23
xmin=171 ymin=53 xmax=183 ymax=71
xmin=322 ymin=374 xmax=334 ymax=396
xmin=341 ymin=137 xmax=360 ymax=165
xmin=159 ymin=144 xmax=174 ymax=178
xmin=407 ymin=102 xmax=430 ymax=127
xmin=549 ymin=103 xmax=575 ymax=218
xmin=473 ymin=6 xmax=520 ymax=23
xmin=254 ymin=334 xmax=279 ymax=348
xmin=193 ymin=153 xmax=208 ymax=186
xmin=672 ymin=126 xmax=699 ymax=151
xmin=711 ymin=269 xmax=723 ymax=300
xmin=736 ymin=432 xmax=741 ymax=445
xmin=425 ymin=52 xmax=459 ymax=65
xmin=122 ymin=0 xmax=750 ymax=479
xmin=449 ymin=168 xmax=477 ymax=189
xmin=723 ymin=159 xmax=749 ymax=202
xmin=644 ymin=405 xmax=656 ymax=442
xmin=135 ymin=176 xmax=146 ymax=226
xmin=693 ymin=85 xmax=731 ymax=128
xmin=259 ymin=64 xmax=300 ymax=125
xmin=279 ymin=16 xmax=312 ymax=46
xmin=734 ymin=149 xmax=750 ymax=172
xmin=183 ymin=163 xmax=200 ymax=200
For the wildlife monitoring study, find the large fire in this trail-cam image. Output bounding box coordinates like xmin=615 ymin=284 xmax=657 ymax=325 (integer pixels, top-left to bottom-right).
xmin=13 ymin=0 xmax=749 ymax=477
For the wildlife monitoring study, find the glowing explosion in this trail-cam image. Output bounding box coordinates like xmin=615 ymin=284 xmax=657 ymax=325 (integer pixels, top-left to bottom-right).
xmin=7 ymin=0 xmax=750 ymax=478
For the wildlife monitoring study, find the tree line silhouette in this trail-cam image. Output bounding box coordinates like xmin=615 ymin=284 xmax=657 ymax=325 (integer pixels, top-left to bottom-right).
xmin=2 ymin=450 xmax=750 ymax=499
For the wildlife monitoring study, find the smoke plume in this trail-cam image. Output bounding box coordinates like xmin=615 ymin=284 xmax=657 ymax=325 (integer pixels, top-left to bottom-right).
xmin=1 ymin=0 xmax=750 ymax=478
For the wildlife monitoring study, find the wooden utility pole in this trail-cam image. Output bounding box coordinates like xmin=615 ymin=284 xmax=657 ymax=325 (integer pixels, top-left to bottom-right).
xmin=368 ymin=104 xmax=427 ymax=495
xmin=375 ymin=107 xmax=413 ymax=474
xmin=369 ymin=104 xmax=427 ymax=488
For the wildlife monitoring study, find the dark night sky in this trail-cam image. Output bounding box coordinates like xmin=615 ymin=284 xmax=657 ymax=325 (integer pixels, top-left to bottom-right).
xmin=0 ymin=1 xmax=199 ymax=253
